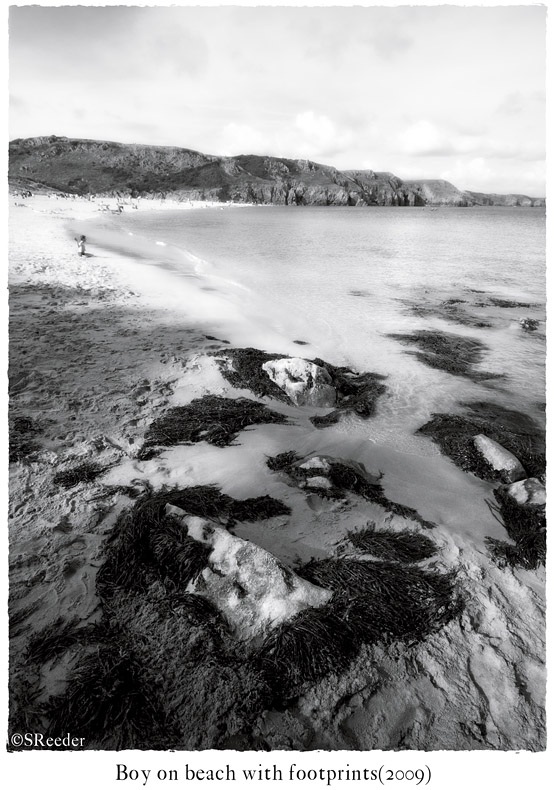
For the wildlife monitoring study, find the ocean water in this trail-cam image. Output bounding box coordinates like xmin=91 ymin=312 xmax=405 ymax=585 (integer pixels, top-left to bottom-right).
xmin=78 ymin=205 xmax=545 ymax=457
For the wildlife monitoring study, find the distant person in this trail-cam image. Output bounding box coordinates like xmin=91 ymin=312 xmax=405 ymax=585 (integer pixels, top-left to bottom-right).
xmin=75 ymin=235 xmax=87 ymax=256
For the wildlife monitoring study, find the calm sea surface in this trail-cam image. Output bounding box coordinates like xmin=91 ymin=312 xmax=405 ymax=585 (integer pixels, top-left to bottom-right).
xmin=83 ymin=205 xmax=545 ymax=455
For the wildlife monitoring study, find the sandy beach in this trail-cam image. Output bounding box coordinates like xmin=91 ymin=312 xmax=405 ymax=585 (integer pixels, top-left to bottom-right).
xmin=7 ymin=193 xmax=546 ymax=755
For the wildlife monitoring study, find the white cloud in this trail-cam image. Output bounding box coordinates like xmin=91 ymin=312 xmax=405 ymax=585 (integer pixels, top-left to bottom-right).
xmin=219 ymin=112 xmax=354 ymax=162
xmin=397 ymin=121 xmax=480 ymax=157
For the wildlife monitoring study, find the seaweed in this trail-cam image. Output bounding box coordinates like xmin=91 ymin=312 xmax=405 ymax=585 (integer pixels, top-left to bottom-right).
xmin=53 ymin=461 xmax=105 ymax=489
xmin=9 ymin=415 xmax=42 ymax=462
xmin=150 ymin=516 xmax=212 ymax=589
xmin=256 ymin=607 xmax=357 ymax=698
xmin=231 ymin=495 xmax=290 ymax=522
xmin=485 ymin=487 xmax=546 ymax=569
xmin=45 ymin=644 xmax=174 ymax=750
xmin=300 ymin=559 xmax=462 ymax=644
xmin=387 ymin=330 xmax=500 ymax=381
xmin=266 ymin=450 xmax=303 ymax=472
xmin=138 ymin=395 xmax=288 ymax=458
xmin=25 ymin=617 xmax=82 ymax=665
xmin=488 ymin=298 xmax=541 ymax=309
xmin=347 ymin=525 xmax=438 ymax=563
xmin=418 ymin=402 xmax=545 ymax=481
xmin=9 ymin=599 xmax=41 ymax=639
xmin=400 ymin=298 xmax=493 ymax=329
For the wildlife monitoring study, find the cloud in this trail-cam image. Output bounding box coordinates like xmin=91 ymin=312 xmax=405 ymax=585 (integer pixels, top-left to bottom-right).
xmin=397 ymin=121 xmax=478 ymax=157
xmin=439 ymin=157 xmax=544 ymax=195
xmin=362 ymin=29 xmax=414 ymax=60
xmin=497 ymin=90 xmax=545 ymax=116
xmin=220 ymin=112 xmax=354 ymax=162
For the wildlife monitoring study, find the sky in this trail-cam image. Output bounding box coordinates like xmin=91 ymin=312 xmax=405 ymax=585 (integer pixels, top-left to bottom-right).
xmin=8 ymin=2 xmax=547 ymax=196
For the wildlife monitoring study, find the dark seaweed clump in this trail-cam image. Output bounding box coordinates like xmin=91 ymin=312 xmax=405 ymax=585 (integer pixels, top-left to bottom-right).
xmin=257 ymin=558 xmax=462 ymax=700
xmin=347 ymin=525 xmax=438 ymax=563
xmin=266 ymin=452 xmax=436 ymax=530
xmin=309 ymin=359 xmax=387 ymax=427
xmin=44 ymin=643 xmax=175 ymax=750
xmin=96 ymin=485 xmax=290 ymax=601
xmin=9 ymin=415 xmax=42 ymax=462
xmin=138 ymin=395 xmax=288 ymax=459
xmin=486 ymin=487 xmax=546 ymax=570
xmin=387 ymin=329 xmax=501 ymax=381
xmin=53 ymin=461 xmax=105 ymax=489
xmin=488 ymin=298 xmax=541 ymax=309
xmin=418 ymin=401 xmax=545 ymax=481
xmin=400 ymin=298 xmax=492 ymax=329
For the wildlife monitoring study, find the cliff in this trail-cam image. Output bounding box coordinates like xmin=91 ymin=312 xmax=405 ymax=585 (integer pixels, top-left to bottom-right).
xmin=8 ymin=135 xmax=545 ymax=207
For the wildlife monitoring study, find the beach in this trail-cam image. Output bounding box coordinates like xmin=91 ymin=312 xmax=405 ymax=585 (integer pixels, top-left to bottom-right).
xmin=8 ymin=193 xmax=546 ymax=753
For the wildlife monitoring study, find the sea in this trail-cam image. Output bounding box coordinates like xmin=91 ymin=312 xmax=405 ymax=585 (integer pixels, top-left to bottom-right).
xmin=78 ymin=205 xmax=545 ymax=454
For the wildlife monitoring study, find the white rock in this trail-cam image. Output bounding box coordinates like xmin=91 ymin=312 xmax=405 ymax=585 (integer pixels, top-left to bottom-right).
xmin=302 ymin=476 xmax=333 ymax=490
xmin=165 ymin=505 xmax=332 ymax=642
xmin=262 ymin=357 xmax=336 ymax=407
xmin=298 ymin=456 xmax=331 ymax=472
xmin=473 ymin=434 xmax=526 ymax=483
xmin=505 ymin=477 xmax=546 ymax=507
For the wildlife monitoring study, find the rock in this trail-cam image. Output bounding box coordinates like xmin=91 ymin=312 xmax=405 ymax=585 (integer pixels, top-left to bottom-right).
xmin=473 ymin=434 xmax=526 ymax=483
xmin=504 ymin=477 xmax=546 ymax=507
xmin=298 ymin=457 xmax=331 ymax=473
xmin=301 ymin=476 xmax=333 ymax=490
xmin=520 ymin=318 xmax=540 ymax=332
xmin=261 ymin=357 xmax=336 ymax=407
xmin=165 ymin=505 xmax=332 ymax=642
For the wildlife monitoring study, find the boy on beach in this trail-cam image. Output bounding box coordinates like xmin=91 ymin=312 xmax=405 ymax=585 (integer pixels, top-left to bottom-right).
xmin=75 ymin=235 xmax=86 ymax=256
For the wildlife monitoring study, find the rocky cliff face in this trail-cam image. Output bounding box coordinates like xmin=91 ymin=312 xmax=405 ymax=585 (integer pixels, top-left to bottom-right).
xmin=8 ymin=135 xmax=545 ymax=207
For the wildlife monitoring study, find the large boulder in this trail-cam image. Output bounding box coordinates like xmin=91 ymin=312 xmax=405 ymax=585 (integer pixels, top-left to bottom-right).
xmin=165 ymin=505 xmax=332 ymax=642
xmin=473 ymin=434 xmax=526 ymax=483
xmin=261 ymin=357 xmax=336 ymax=407
xmin=504 ymin=477 xmax=546 ymax=507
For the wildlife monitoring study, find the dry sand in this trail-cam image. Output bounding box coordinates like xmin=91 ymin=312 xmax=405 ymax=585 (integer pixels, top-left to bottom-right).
xmin=7 ymin=194 xmax=547 ymax=763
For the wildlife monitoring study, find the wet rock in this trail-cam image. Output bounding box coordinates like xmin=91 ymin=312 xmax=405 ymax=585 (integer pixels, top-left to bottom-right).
xmin=262 ymin=357 xmax=337 ymax=407
xmin=301 ymin=476 xmax=333 ymax=491
xmin=298 ymin=457 xmax=331 ymax=473
xmin=520 ymin=318 xmax=540 ymax=332
xmin=473 ymin=434 xmax=526 ymax=483
xmin=504 ymin=477 xmax=546 ymax=507
xmin=165 ymin=506 xmax=332 ymax=642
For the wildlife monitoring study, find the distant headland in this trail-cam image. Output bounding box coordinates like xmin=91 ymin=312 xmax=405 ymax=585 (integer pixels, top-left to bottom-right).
xmin=9 ymin=135 xmax=545 ymax=208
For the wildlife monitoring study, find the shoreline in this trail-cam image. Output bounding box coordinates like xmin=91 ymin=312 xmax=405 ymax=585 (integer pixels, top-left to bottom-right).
xmin=7 ymin=194 xmax=546 ymax=752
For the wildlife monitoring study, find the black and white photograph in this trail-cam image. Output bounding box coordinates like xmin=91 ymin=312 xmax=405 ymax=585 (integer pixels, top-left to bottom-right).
xmin=5 ymin=0 xmax=549 ymax=783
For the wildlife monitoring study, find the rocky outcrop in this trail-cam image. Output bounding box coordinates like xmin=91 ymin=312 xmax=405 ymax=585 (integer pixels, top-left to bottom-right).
xmin=464 ymin=190 xmax=546 ymax=208
xmin=403 ymin=179 xmax=475 ymax=207
xmin=166 ymin=506 xmax=332 ymax=642
xmin=503 ymin=477 xmax=546 ymax=507
xmin=8 ymin=136 xmax=545 ymax=207
xmin=473 ymin=434 xmax=526 ymax=483
xmin=261 ymin=357 xmax=337 ymax=407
